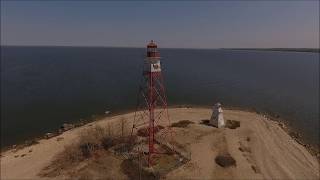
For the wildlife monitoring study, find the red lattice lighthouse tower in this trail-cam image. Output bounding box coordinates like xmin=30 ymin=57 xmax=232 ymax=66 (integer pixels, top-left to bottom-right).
xmin=132 ymin=40 xmax=173 ymax=167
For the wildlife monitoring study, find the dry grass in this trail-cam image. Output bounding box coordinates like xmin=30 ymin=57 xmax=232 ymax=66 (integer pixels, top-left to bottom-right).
xmin=75 ymin=150 xmax=126 ymax=180
xmin=38 ymin=124 xmax=135 ymax=178
xmin=120 ymin=117 xmax=126 ymax=137
xmin=38 ymin=119 xmax=184 ymax=179
xmin=77 ymin=126 xmax=107 ymax=158
xmin=121 ymin=159 xmax=159 ymax=180
xmin=137 ymin=125 xmax=164 ymax=137
xmin=152 ymin=153 xmax=184 ymax=175
xmin=38 ymin=143 xmax=84 ymax=177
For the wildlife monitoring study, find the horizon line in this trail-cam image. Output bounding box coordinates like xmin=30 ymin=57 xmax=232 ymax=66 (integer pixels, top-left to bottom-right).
xmin=1 ymin=45 xmax=319 ymax=50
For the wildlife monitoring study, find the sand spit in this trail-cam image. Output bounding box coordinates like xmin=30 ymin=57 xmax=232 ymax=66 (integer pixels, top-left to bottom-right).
xmin=1 ymin=108 xmax=319 ymax=179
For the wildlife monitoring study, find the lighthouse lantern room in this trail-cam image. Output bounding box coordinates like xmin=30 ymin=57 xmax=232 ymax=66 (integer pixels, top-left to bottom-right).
xmin=145 ymin=40 xmax=161 ymax=73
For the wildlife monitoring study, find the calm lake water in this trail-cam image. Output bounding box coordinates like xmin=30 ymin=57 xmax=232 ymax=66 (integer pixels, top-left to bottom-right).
xmin=1 ymin=46 xmax=319 ymax=147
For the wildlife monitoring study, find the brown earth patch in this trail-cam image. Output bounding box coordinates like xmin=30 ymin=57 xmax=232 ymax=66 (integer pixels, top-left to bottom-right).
xmin=215 ymin=153 xmax=236 ymax=167
xmin=171 ymin=120 xmax=194 ymax=128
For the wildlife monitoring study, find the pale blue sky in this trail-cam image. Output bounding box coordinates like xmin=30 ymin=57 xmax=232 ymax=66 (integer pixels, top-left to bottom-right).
xmin=1 ymin=1 xmax=319 ymax=48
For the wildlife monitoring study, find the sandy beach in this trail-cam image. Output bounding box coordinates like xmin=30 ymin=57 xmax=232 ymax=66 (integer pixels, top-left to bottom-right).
xmin=1 ymin=108 xmax=319 ymax=179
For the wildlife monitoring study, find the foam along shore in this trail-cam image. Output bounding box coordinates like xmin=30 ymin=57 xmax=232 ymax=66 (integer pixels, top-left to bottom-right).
xmin=1 ymin=108 xmax=319 ymax=179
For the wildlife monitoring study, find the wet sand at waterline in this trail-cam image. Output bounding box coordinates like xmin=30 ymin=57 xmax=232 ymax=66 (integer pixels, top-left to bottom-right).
xmin=1 ymin=108 xmax=319 ymax=179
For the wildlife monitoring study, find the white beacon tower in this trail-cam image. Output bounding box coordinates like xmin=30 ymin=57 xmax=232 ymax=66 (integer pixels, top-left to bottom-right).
xmin=210 ymin=102 xmax=225 ymax=128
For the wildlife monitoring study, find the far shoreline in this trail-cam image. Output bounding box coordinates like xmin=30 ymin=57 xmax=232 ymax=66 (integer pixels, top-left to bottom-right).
xmin=1 ymin=105 xmax=319 ymax=159
xmin=223 ymin=48 xmax=320 ymax=53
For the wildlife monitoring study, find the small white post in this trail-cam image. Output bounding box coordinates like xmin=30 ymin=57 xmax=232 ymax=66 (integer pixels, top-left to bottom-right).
xmin=210 ymin=102 xmax=225 ymax=128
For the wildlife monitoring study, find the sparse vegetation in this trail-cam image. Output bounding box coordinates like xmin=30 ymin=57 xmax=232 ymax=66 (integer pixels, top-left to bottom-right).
xmin=152 ymin=154 xmax=184 ymax=175
xmin=137 ymin=125 xmax=164 ymax=137
xmin=38 ymin=124 xmax=136 ymax=178
xmin=121 ymin=159 xmax=159 ymax=180
xmin=171 ymin=120 xmax=194 ymax=128
xmin=107 ymin=123 xmax=113 ymax=136
xmin=120 ymin=117 xmax=126 ymax=137
xmin=38 ymin=118 xmax=184 ymax=179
